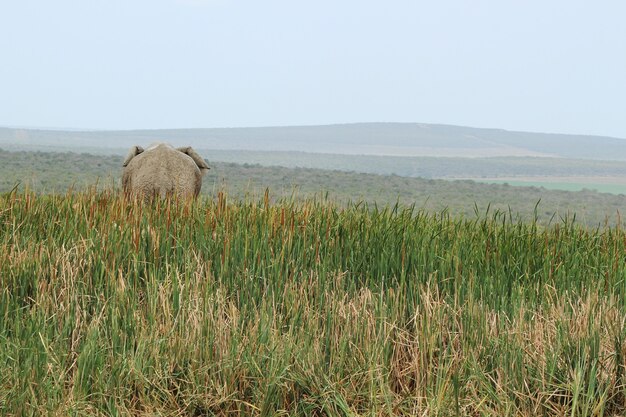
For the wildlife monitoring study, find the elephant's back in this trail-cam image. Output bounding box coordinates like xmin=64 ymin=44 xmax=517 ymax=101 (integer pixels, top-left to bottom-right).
xmin=123 ymin=145 xmax=201 ymax=197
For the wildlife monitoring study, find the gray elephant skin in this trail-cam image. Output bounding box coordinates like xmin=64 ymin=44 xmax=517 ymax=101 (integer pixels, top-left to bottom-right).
xmin=122 ymin=143 xmax=210 ymax=199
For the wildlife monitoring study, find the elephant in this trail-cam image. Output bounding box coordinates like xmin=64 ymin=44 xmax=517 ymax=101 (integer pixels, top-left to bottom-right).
xmin=122 ymin=143 xmax=210 ymax=199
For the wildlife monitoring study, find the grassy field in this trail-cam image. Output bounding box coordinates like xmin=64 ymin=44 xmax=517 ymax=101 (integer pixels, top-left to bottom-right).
xmin=2 ymin=148 xmax=626 ymax=228
xmin=202 ymin=150 xmax=626 ymax=180
xmin=2 ymin=190 xmax=626 ymax=416
xmin=473 ymin=179 xmax=626 ymax=195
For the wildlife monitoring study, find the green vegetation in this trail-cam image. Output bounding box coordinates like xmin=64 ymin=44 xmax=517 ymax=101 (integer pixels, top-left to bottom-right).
xmin=6 ymin=141 xmax=626 ymax=180
xmin=475 ymin=179 xmax=626 ymax=195
xmin=204 ymin=150 xmax=626 ymax=179
xmin=1 ymin=148 xmax=626 ymax=227
xmin=2 ymin=190 xmax=626 ymax=416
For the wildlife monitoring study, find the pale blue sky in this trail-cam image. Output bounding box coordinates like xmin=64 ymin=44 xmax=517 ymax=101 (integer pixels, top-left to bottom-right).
xmin=1 ymin=0 xmax=625 ymax=137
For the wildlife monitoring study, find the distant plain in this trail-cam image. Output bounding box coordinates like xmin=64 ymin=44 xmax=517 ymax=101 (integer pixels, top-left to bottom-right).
xmin=3 ymin=122 xmax=626 ymax=208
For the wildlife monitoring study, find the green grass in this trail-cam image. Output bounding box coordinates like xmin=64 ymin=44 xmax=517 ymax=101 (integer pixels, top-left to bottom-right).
xmin=475 ymin=179 xmax=626 ymax=195
xmin=2 ymin=189 xmax=626 ymax=416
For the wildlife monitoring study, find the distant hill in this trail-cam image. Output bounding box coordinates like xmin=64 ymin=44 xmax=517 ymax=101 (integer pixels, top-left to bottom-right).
xmin=1 ymin=123 xmax=626 ymax=160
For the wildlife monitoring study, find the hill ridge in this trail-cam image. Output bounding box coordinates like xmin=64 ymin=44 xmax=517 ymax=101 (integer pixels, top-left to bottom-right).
xmin=1 ymin=122 xmax=626 ymax=159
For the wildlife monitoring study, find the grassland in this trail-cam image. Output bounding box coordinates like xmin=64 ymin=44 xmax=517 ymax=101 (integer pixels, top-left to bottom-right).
xmin=2 ymin=190 xmax=626 ymax=416
xmin=2 ymin=148 xmax=626 ymax=227
xmin=472 ymin=178 xmax=626 ymax=195
xmin=6 ymin=145 xmax=626 ymax=180
xmin=201 ymin=150 xmax=626 ymax=180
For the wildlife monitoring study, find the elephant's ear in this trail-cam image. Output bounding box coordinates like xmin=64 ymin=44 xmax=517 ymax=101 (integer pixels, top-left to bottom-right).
xmin=123 ymin=146 xmax=144 ymax=167
xmin=178 ymin=146 xmax=210 ymax=174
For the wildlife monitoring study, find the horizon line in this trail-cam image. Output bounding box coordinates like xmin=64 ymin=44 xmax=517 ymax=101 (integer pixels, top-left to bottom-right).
xmin=1 ymin=122 xmax=625 ymax=141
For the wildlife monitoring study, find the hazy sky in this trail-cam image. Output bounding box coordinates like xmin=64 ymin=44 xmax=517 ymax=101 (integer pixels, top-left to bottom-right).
xmin=1 ymin=0 xmax=625 ymax=137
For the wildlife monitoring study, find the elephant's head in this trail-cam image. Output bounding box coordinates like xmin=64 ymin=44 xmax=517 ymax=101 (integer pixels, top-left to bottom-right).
xmin=122 ymin=143 xmax=210 ymax=199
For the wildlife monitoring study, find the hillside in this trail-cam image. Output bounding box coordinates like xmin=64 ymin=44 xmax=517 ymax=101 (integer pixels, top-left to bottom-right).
xmin=3 ymin=122 xmax=626 ymax=159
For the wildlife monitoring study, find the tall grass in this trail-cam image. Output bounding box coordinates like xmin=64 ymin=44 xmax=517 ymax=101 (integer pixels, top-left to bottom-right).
xmin=1 ymin=189 xmax=625 ymax=416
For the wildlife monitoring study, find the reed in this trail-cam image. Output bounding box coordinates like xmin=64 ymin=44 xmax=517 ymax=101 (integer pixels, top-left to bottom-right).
xmin=1 ymin=189 xmax=625 ymax=416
